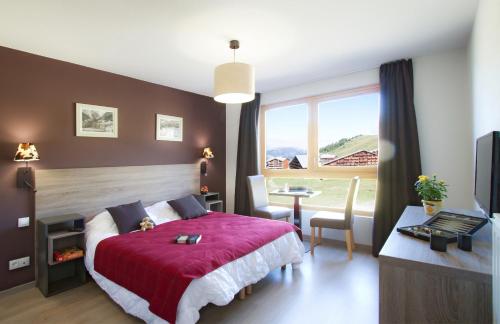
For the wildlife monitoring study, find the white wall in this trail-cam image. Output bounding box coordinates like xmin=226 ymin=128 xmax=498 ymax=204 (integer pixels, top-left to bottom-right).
xmin=413 ymin=49 xmax=474 ymax=209
xmin=226 ymin=49 xmax=474 ymax=245
xmin=469 ymin=0 xmax=500 ymax=142
xmin=225 ymin=104 xmax=242 ymax=213
xmin=261 ymin=69 xmax=379 ymax=105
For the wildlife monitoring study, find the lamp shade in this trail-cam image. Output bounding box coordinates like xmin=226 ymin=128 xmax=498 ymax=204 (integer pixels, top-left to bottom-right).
xmin=14 ymin=143 xmax=40 ymax=162
xmin=214 ymin=62 xmax=255 ymax=104
xmin=202 ymin=147 xmax=214 ymax=159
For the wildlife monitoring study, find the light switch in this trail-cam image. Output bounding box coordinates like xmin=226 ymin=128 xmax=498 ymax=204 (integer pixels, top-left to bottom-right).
xmin=18 ymin=217 xmax=30 ymax=228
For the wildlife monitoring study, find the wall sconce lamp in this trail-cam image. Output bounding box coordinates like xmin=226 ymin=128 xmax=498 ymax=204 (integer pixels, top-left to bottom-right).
xmin=201 ymin=147 xmax=214 ymax=176
xmin=14 ymin=143 xmax=40 ymax=192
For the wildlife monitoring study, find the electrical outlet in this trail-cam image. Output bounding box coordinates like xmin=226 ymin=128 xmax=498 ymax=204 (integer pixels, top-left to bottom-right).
xmin=9 ymin=256 xmax=30 ymax=270
xmin=18 ymin=217 xmax=30 ymax=228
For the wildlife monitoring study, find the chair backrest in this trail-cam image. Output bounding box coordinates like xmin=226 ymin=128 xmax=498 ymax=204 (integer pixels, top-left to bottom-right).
xmin=344 ymin=176 xmax=361 ymax=228
xmin=247 ymin=175 xmax=269 ymax=214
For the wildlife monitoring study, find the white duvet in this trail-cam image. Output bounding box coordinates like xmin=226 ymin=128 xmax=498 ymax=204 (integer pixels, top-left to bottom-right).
xmin=85 ymin=201 xmax=304 ymax=324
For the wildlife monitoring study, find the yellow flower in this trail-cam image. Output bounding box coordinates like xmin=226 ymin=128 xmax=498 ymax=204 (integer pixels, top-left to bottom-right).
xmin=418 ymin=175 xmax=429 ymax=182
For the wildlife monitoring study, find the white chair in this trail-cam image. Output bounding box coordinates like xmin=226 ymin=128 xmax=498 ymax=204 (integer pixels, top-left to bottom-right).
xmin=247 ymin=175 xmax=291 ymax=222
xmin=310 ymin=176 xmax=360 ymax=260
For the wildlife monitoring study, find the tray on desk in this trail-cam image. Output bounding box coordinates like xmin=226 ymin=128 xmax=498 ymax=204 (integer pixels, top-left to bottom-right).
xmin=397 ymin=211 xmax=488 ymax=243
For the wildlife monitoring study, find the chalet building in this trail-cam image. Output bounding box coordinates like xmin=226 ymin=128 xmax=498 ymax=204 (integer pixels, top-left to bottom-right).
xmin=266 ymin=157 xmax=289 ymax=169
xmin=319 ymin=153 xmax=336 ymax=165
xmin=289 ymin=154 xmax=308 ymax=169
xmin=324 ymin=150 xmax=378 ymax=166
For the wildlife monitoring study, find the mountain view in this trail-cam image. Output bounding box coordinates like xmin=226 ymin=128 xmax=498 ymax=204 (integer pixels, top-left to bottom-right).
xmin=266 ymin=135 xmax=377 ymax=160
xmin=266 ymin=147 xmax=306 ymax=160
xmin=319 ymin=134 xmax=378 ymax=158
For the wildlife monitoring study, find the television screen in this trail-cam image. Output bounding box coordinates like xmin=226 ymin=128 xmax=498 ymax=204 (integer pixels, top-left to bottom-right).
xmin=475 ymin=131 xmax=500 ymax=217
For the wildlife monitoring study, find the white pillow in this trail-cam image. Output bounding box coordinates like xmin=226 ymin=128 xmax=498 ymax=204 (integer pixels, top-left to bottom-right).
xmin=86 ymin=210 xmax=118 ymax=235
xmin=145 ymin=200 xmax=181 ymax=224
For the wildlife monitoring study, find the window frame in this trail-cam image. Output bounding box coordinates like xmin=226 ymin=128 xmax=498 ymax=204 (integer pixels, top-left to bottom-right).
xmin=259 ymin=84 xmax=380 ymax=215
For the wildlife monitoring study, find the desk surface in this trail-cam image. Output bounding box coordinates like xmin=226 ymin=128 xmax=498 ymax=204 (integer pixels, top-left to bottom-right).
xmin=269 ymin=190 xmax=321 ymax=198
xmin=379 ymin=206 xmax=492 ymax=276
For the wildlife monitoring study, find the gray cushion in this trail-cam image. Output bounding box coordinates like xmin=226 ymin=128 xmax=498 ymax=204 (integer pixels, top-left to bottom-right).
xmin=168 ymin=195 xmax=208 ymax=220
xmin=310 ymin=211 xmax=348 ymax=229
xmin=254 ymin=205 xmax=292 ymax=220
xmin=107 ymin=200 xmax=148 ymax=234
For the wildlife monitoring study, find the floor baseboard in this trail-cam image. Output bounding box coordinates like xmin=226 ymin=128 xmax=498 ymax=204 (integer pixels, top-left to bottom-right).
xmin=302 ymin=234 xmax=372 ymax=253
xmin=0 ymin=281 xmax=36 ymax=297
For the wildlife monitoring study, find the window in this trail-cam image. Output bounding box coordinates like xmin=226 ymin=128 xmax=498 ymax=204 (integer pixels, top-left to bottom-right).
xmin=260 ymin=85 xmax=380 ymax=214
xmin=265 ymin=104 xmax=308 ymax=169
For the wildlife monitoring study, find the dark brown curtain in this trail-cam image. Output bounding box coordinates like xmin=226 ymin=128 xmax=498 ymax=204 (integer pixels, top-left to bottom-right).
xmin=372 ymin=59 xmax=422 ymax=256
xmin=234 ymin=94 xmax=261 ymax=215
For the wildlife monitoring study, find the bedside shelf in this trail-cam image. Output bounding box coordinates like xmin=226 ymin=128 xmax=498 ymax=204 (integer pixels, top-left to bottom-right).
xmin=195 ymin=192 xmax=224 ymax=212
xmin=48 ymin=230 xmax=84 ymax=240
xmin=46 ymin=270 xmax=85 ymax=296
xmin=37 ymin=214 xmax=87 ymax=297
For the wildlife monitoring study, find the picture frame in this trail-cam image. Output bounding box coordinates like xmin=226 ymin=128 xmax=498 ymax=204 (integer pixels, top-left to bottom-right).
xmin=76 ymin=103 xmax=118 ymax=138
xmin=156 ymin=114 xmax=183 ymax=141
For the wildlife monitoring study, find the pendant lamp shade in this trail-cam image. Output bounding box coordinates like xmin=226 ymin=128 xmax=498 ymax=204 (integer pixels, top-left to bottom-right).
xmin=213 ymin=40 xmax=255 ymax=104
xmin=214 ymin=63 xmax=255 ymax=104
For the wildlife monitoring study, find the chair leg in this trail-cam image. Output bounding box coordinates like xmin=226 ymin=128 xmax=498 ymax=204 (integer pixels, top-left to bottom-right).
xmin=286 ymin=216 xmax=289 ymax=223
xmin=310 ymin=226 xmax=315 ymax=256
xmin=345 ymin=230 xmax=353 ymax=260
xmin=318 ymin=227 xmax=322 ymax=245
xmin=351 ymin=229 xmax=356 ymax=250
xmin=245 ymin=285 xmax=252 ymax=295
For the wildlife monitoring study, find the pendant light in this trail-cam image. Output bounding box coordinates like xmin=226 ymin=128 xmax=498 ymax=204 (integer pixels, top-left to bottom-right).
xmin=214 ymin=40 xmax=255 ymax=104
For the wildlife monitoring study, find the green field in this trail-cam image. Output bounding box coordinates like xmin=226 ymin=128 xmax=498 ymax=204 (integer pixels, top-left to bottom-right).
xmin=319 ymin=134 xmax=378 ymax=158
xmin=266 ymin=177 xmax=376 ymax=210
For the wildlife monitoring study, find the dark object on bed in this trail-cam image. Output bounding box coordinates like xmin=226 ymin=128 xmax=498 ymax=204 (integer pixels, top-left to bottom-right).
xmin=176 ymin=234 xmax=202 ymax=244
xmin=168 ymin=195 xmax=208 ymax=219
xmin=397 ymin=211 xmax=488 ymax=243
xmin=107 ymin=200 xmax=148 ymax=234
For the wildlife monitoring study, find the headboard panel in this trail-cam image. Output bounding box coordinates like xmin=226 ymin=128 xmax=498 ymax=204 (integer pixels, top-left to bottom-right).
xmin=35 ymin=164 xmax=199 ymax=219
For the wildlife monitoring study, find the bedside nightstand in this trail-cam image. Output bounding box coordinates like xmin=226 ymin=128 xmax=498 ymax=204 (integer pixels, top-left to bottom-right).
xmin=37 ymin=214 xmax=87 ymax=297
xmin=194 ymin=192 xmax=224 ymax=212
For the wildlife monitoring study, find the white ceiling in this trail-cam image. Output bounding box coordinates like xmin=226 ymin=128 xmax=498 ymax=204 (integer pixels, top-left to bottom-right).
xmin=0 ymin=0 xmax=478 ymax=96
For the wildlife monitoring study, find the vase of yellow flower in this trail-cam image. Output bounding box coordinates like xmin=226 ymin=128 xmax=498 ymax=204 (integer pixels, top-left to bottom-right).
xmin=415 ymin=175 xmax=448 ymax=216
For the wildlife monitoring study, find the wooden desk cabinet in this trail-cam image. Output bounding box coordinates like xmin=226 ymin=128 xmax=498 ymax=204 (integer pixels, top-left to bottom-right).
xmin=379 ymin=206 xmax=492 ymax=323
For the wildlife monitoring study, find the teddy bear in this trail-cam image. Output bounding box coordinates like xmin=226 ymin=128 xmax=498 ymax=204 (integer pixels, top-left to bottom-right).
xmin=140 ymin=217 xmax=155 ymax=231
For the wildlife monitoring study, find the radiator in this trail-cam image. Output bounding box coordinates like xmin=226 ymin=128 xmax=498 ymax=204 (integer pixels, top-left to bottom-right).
xmin=494 ymin=214 xmax=500 ymax=324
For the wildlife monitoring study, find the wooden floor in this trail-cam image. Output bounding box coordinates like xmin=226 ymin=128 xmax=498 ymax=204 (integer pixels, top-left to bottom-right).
xmin=0 ymin=241 xmax=379 ymax=324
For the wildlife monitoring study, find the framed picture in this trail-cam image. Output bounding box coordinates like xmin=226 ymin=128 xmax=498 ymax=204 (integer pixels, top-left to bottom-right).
xmin=76 ymin=103 xmax=118 ymax=138
xmin=156 ymin=114 xmax=183 ymax=141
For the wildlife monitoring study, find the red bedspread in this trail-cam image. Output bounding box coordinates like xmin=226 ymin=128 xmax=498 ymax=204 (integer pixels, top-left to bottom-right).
xmin=94 ymin=212 xmax=301 ymax=323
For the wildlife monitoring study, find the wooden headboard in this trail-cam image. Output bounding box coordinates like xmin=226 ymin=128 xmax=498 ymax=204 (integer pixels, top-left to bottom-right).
xmin=35 ymin=164 xmax=199 ymax=219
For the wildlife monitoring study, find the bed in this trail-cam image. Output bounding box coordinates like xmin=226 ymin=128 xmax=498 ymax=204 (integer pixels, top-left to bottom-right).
xmin=85 ymin=200 xmax=304 ymax=324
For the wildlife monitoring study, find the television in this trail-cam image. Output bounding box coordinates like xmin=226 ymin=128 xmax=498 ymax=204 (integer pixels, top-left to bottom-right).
xmin=474 ymin=131 xmax=500 ymax=217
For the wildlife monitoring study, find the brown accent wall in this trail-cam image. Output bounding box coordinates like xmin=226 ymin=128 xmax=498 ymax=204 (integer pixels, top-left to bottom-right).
xmin=0 ymin=46 xmax=226 ymax=291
